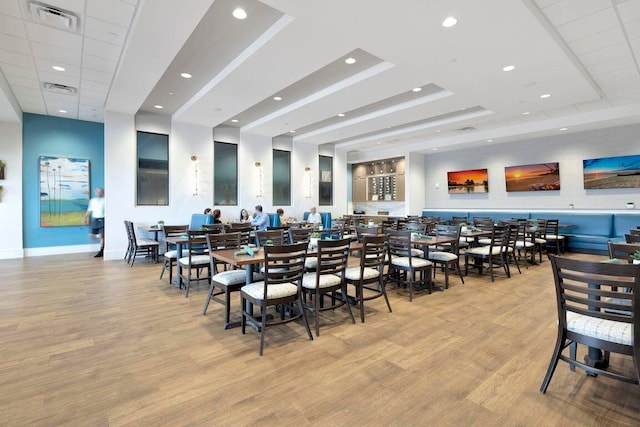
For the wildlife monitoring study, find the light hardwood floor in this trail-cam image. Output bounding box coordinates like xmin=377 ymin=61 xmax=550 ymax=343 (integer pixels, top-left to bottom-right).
xmin=1 ymin=252 xmax=639 ymax=426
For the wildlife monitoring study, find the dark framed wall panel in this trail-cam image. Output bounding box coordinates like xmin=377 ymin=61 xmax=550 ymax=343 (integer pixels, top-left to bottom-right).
xmin=319 ymin=155 xmax=333 ymax=206
xmin=214 ymin=141 xmax=238 ymax=205
xmin=136 ymin=131 xmax=169 ymax=206
xmin=273 ymin=149 xmax=291 ymax=206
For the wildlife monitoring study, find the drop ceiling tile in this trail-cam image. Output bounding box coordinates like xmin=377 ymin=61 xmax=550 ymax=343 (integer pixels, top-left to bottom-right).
xmin=0 ymin=1 xmax=21 ymax=18
xmin=0 ymin=48 xmax=33 ymax=68
xmin=80 ymin=78 xmax=109 ymax=93
xmin=567 ymin=26 xmax=625 ymax=55
xmin=542 ymin=0 xmax=611 ymax=27
xmin=34 ymin=57 xmax=80 ymax=77
xmin=573 ymin=99 xmax=612 ymax=112
xmin=78 ymin=96 xmax=105 ymax=107
xmin=0 ymin=33 xmax=31 ymax=55
xmin=598 ymin=74 xmax=640 ymax=90
xmin=84 ymin=16 xmax=127 ymax=47
xmin=78 ymin=113 xmax=102 ymax=122
xmin=19 ymin=102 xmax=48 ymax=115
xmin=624 ymin=19 xmax=640 ymax=39
xmin=0 ymin=13 xmax=27 ymax=38
xmin=587 ymin=56 xmax=636 ymax=76
xmin=43 ymin=91 xmax=78 ymax=102
xmin=38 ymin=69 xmax=80 ymax=87
xmin=5 ymin=74 xmax=40 ymax=89
xmin=15 ymin=94 xmax=46 ymax=105
xmin=593 ymin=67 xmax=638 ymax=84
xmin=535 ymin=0 xmax=562 ymax=8
xmin=82 ymin=53 xmax=117 ymax=73
xmin=31 ymin=41 xmax=81 ymax=65
xmin=0 ymin=62 xmax=37 ymax=79
xmin=556 ymin=8 xmax=619 ymax=42
xmin=81 ymin=67 xmax=113 ymax=84
xmin=12 ymin=86 xmax=43 ymax=99
xmin=83 ymin=38 xmax=121 ymax=61
xmin=578 ymin=41 xmax=631 ymax=66
xmin=86 ymin=0 xmax=135 ymax=27
xmin=80 ymin=87 xmax=107 ymax=100
xmin=25 ymin=22 xmax=83 ymax=52
xmin=617 ymin=0 xmax=640 ymax=24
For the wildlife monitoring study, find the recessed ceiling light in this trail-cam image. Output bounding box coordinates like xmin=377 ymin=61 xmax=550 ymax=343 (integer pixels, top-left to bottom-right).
xmin=231 ymin=119 xmax=239 ymax=123
xmin=52 ymin=65 xmax=65 ymax=72
xmin=180 ymin=72 xmax=192 ymax=79
xmin=289 ymin=130 xmax=296 ymax=133
xmin=435 ymin=129 xmax=441 ymax=133
xmin=502 ymin=65 xmax=515 ymax=72
xmin=486 ymin=139 xmax=493 ymax=142
xmin=345 ymin=57 xmax=356 ymax=65
xmin=540 ymin=93 xmax=551 ymax=99
xmin=154 ymin=105 xmax=163 ymax=109
xmin=432 ymin=148 xmax=439 ymax=151
xmin=58 ymin=109 xmax=67 ymax=113
xmin=273 ymin=96 xmax=282 ymax=101
xmin=412 ymin=87 xmax=422 ymax=92
xmin=232 ymin=8 xmax=247 ymax=19
xmin=442 ymin=16 xmax=458 ymax=28
xmin=168 ymin=92 xmax=174 ymax=95
xmin=337 ymin=113 xmax=345 ymax=117
xmin=522 ymin=111 xmax=530 ymax=115
xmin=559 ymin=127 xmax=568 ymax=131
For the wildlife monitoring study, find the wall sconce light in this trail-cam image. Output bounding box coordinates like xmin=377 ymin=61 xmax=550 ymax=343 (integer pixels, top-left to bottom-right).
xmin=304 ymin=166 xmax=312 ymax=198
xmin=191 ymin=155 xmax=199 ymax=196
xmin=255 ymin=162 xmax=263 ymax=198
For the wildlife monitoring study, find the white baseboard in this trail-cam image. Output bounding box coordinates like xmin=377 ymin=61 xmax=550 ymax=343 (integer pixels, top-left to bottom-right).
xmin=24 ymin=244 xmax=101 ymax=257
xmin=0 ymin=248 xmax=25 ymax=260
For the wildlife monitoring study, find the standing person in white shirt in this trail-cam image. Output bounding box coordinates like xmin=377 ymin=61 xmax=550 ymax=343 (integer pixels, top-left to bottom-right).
xmin=84 ymin=187 xmax=105 ymax=258
xmin=306 ymin=206 xmax=322 ymax=227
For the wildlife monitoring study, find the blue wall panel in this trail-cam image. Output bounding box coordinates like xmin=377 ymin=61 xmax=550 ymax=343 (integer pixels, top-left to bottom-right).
xmin=22 ymin=113 xmax=104 ymax=248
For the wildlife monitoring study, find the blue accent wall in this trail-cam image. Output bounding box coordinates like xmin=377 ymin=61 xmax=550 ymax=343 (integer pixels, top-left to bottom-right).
xmin=23 ymin=113 xmax=104 ymax=248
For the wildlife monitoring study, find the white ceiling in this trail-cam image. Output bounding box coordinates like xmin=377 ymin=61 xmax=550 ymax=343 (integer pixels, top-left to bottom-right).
xmin=0 ymin=0 xmax=639 ymax=156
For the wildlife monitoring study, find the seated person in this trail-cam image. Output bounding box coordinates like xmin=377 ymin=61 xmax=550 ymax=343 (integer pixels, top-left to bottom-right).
xmin=204 ymin=207 xmax=212 ymax=215
xmin=250 ymin=205 xmax=270 ymax=231
xmin=240 ymin=208 xmax=251 ymax=223
xmin=212 ymin=209 xmax=222 ymax=224
xmin=277 ymin=208 xmax=289 ymax=226
xmin=306 ymin=206 xmax=322 ymax=227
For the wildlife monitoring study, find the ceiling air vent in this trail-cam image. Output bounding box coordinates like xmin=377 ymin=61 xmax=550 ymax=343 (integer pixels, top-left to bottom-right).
xmin=455 ymin=126 xmax=477 ymax=133
xmin=43 ymin=82 xmax=77 ymax=95
xmin=29 ymin=1 xmax=78 ymax=32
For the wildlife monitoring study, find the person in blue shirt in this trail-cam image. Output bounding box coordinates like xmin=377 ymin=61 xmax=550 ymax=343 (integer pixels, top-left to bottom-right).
xmin=251 ymin=205 xmax=270 ymax=231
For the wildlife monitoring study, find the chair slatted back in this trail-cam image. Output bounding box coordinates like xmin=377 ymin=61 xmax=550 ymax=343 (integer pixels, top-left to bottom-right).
xmin=267 ymin=226 xmax=291 ymax=243
xmin=202 ymin=223 xmax=226 ymax=233
xmin=488 ymin=224 xmax=509 ymax=250
xmin=206 ymin=232 xmax=241 ymax=274
xmin=262 ymin=242 xmax=308 ymax=293
xmin=404 ymin=223 xmax=427 ymax=234
xmin=315 ymin=238 xmax=350 ymax=279
xmin=360 ymin=234 xmax=388 ymax=272
xmin=474 ymin=217 xmax=494 ymax=231
xmin=435 ymin=224 xmax=461 ymax=253
xmin=544 ymin=219 xmax=560 ymax=237
xmin=162 ymin=224 xmax=188 ymax=237
xmin=609 ymin=242 xmax=640 ymax=262
xmin=290 ymin=227 xmax=312 ymax=244
xmin=124 ymin=220 xmax=133 ymax=244
xmin=387 ymin=230 xmax=412 ymax=258
xmin=255 ymin=229 xmax=285 ymax=247
xmin=629 ymin=228 xmax=640 ymax=236
xmin=625 ymin=233 xmax=640 ymax=244
xmin=549 ymin=255 xmax=639 ymax=328
xmin=526 ymin=219 xmax=547 ymax=239
xmin=451 ymin=216 xmax=467 ymax=226
xmin=354 ymin=225 xmax=378 ymax=243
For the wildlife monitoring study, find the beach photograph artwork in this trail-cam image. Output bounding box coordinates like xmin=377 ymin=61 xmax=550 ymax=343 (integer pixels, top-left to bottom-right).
xmin=39 ymin=156 xmax=90 ymax=227
xmin=447 ymin=169 xmax=489 ymax=194
xmin=583 ymin=154 xmax=640 ymax=189
xmin=505 ymin=162 xmax=560 ymax=192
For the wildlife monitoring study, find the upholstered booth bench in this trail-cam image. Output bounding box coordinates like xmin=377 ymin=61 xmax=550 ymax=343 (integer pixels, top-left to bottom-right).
xmin=421 ymin=210 xmax=640 ymax=255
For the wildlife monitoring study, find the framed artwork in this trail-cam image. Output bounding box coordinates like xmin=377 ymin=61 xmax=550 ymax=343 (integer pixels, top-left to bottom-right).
xmin=40 ymin=156 xmax=90 ymax=227
xmin=505 ymin=162 xmax=560 ymax=192
xmin=447 ymin=168 xmax=489 ymax=194
xmin=583 ymin=154 xmax=640 ymax=189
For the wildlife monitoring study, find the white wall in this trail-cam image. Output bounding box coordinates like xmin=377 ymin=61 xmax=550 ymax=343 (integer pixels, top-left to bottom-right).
xmin=424 ymin=123 xmax=640 ymax=210
xmin=0 ymin=120 xmax=23 ymax=259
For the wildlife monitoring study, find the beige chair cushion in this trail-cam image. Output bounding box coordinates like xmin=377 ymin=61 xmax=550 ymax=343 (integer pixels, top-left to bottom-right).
xmin=546 ymin=235 xmax=565 ymax=240
xmin=304 ymin=257 xmax=318 ymax=269
xmin=566 ymin=312 xmax=631 ymax=346
xmin=515 ymin=240 xmax=534 ymax=249
xmin=163 ymin=250 xmax=177 ymax=259
xmin=465 ymin=246 xmax=504 ymax=256
xmin=411 ymin=248 xmax=424 ymax=257
xmin=428 ymin=251 xmax=458 ymax=262
xmin=241 ymin=282 xmax=298 ymax=300
xmin=137 ymin=239 xmax=159 ymax=246
xmin=178 ymin=255 xmax=211 ymax=266
xmin=302 ymin=273 xmax=342 ymax=289
xmin=212 ymin=270 xmax=249 ymax=286
xmin=477 ymin=238 xmax=492 ymax=246
xmin=344 ymin=266 xmax=380 ymax=281
xmin=534 ymin=238 xmax=547 ymax=244
xmin=391 ymin=257 xmax=432 ymax=268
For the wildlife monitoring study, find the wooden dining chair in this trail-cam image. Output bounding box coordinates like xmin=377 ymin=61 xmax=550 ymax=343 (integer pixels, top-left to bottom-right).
xmin=387 ymin=230 xmax=433 ymax=301
xmin=525 ymin=219 xmax=547 ymax=263
xmin=464 ymin=224 xmax=510 ymax=282
xmin=543 ymin=218 xmax=565 ymax=255
xmin=178 ymin=230 xmax=215 ymax=297
xmin=609 ymin=242 xmax=640 ymax=262
xmin=625 ymin=233 xmax=640 ymax=244
xmin=630 ymin=229 xmax=640 ymax=236
xmin=124 ymin=220 xmax=159 ymax=266
xmin=255 ymin=229 xmax=285 ymax=247
xmin=202 ymin=223 xmax=226 ymax=233
xmin=240 ymin=242 xmax=313 ymax=356
xmin=301 ymin=238 xmax=354 ymax=336
xmin=427 ymin=224 xmax=464 ymax=288
xmin=159 ymin=224 xmax=188 ymax=284
xmin=540 ymin=255 xmax=640 ymax=393
xmin=344 ymin=234 xmax=392 ymax=323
